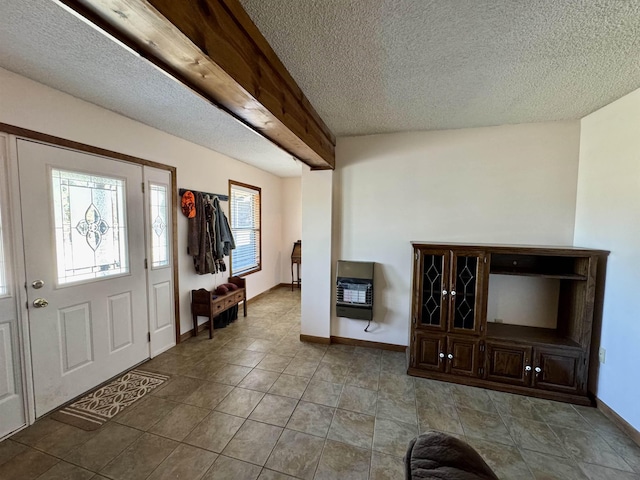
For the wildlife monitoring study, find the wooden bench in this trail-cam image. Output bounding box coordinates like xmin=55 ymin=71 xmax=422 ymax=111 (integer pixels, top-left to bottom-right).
xmin=191 ymin=276 xmax=247 ymax=339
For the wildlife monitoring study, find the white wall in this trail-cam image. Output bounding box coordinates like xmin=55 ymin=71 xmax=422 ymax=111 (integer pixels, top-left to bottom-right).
xmin=301 ymin=167 xmax=333 ymax=338
xmin=0 ymin=67 xmax=287 ymax=335
xmin=574 ymin=88 xmax=640 ymax=431
xmin=487 ymin=276 xmax=560 ymax=329
xmin=280 ymin=177 xmax=302 ymax=284
xmin=333 ymin=122 xmax=581 ymax=345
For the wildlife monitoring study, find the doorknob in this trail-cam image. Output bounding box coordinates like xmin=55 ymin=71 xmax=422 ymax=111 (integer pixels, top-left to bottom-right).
xmin=31 ymin=280 xmax=45 ymax=289
xmin=33 ymin=298 xmax=49 ymax=308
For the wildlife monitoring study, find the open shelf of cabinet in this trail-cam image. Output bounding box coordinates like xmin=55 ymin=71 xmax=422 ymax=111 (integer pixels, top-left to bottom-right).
xmin=489 ymin=269 xmax=587 ymax=281
xmin=486 ymin=323 xmax=581 ymax=349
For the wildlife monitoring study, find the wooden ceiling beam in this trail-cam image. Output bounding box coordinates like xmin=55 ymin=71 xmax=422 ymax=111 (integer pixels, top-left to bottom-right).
xmin=59 ymin=0 xmax=335 ymax=170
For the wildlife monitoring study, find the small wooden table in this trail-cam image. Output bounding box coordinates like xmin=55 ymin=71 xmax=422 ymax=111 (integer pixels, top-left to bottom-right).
xmin=291 ymin=240 xmax=301 ymax=291
xmin=191 ymin=276 xmax=247 ymax=339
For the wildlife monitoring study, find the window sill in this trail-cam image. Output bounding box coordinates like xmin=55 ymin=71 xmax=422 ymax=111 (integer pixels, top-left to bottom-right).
xmin=233 ymin=266 xmax=262 ymax=278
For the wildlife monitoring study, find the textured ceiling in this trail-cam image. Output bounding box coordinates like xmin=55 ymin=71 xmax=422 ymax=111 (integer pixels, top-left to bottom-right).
xmin=3 ymin=1 xmax=639 ymax=167
xmin=240 ymin=0 xmax=640 ymax=136
xmin=0 ymin=0 xmax=301 ymax=177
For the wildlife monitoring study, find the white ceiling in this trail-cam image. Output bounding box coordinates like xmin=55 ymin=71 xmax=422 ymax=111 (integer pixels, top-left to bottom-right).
xmin=241 ymin=0 xmax=640 ymax=136
xmin=0 ymin=0 xmax=302 ymax=177
xmin=2 ymin=1 xmax=639 ymax=171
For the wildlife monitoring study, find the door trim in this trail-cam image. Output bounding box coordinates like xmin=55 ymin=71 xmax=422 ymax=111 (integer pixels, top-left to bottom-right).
xmin=6 ymin=133 xmax=36 ymax=427
xmin=0 ymin=123 xmax=181 ymax=346
xmin=0 ymin=133 xmax=30 ymax=434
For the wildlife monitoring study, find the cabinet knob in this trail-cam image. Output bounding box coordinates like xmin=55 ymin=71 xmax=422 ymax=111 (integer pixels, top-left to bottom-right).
xmin=524 ymin=365 xmax=532 ymax=372
xmin=447 ymin=353 xmax=454 ymax=360
xmin=534 ymin=366 xmax=542 ymax=374
xmin=439 ymin=353 xmax=445 ymax=358
xmin=442 ymin=289 xmax=448 ymax=296
xmin=450 ymin=290 xmax=456 ymax=297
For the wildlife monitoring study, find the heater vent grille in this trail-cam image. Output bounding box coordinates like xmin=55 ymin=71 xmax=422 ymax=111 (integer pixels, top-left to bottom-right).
xmin=336 ymin=261 xmax=374 ymax=321
xmin=336 ymin=281 xmax=373 ymax=306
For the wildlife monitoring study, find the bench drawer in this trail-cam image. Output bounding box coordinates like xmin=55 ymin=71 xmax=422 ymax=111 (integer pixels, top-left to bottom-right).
xmin=211 ymin=300 xmax=225 ymax=314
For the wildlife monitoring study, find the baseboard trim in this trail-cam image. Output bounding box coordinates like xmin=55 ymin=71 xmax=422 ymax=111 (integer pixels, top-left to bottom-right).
xmin=299 ymin=334 xmax=331 ymax=345
xmin=246 ymin=283 xmax=292 ymax=306
xmin=330 ymin=336 xmax=407 ymax=352
xmin=298 ymin=334 xmax=406 ymax=352
xmin=179 ymin=322 xmax=210 ymax=342
xmin=596 ymin=397 xmax=640 ymax=447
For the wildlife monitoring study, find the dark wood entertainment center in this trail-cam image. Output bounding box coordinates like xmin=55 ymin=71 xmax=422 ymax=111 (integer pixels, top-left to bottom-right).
xmin=408 ymin=242 xmax=609 ymax=405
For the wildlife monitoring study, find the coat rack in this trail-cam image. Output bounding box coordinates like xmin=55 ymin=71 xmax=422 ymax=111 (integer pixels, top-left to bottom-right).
xmin=179 ymin=188 xmax=228 ymax=202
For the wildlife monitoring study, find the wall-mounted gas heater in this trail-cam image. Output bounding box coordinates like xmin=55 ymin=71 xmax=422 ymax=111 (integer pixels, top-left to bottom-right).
xmin=336 ymin=261 xmax=374 ymax=328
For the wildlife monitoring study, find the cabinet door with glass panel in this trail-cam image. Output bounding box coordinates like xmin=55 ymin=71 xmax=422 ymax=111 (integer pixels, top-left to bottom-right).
xmin=414 ymin=248 xmax=450 ymax=332
xmin=414 ymin=247 xmax=487 ymax=335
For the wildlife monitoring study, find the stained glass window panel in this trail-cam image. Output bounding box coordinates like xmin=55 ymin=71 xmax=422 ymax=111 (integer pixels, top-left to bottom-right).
xmin=421 ymin=254 xmax=444 ymax=326
xmin=150 ymin=183 xmax=169 ymax=268
xmin=52 ymin=169 xmax=128 ymax=284
xmin=453 ymin=256 xmax=478 ymax=330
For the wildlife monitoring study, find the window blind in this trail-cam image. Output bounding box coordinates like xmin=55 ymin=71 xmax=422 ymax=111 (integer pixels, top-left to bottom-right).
xmin=230 ymin=182 xmax=261 ymax=276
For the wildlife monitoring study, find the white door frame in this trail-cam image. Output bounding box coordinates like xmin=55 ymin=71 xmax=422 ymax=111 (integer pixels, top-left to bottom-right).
xmin=5 ymin=133 xmax=36 ymax=428
xmin=1 ymin=126 xmax=180 ymax=428
xmin=0 ymin=133 xmax=29 ymax=436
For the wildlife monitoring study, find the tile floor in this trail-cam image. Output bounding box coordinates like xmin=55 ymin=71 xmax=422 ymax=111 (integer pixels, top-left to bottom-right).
xmin=2 ymin=287 xmax=640 ymax=479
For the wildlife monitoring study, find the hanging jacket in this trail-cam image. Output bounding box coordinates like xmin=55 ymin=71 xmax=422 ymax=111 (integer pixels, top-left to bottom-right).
xmin=190 ymin=192 xmax=216 ymax=275
xmin=213 ymin=196 xmax=236 ymax=257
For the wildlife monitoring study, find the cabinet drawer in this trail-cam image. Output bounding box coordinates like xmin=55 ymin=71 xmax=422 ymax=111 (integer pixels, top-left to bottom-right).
xmin=234 ymin=291 xmax=244 ymax=302
xmin=225 ymin=297 xmax=236 ymax=308
xmin=211 ymin=300 xmax=225 ymax=313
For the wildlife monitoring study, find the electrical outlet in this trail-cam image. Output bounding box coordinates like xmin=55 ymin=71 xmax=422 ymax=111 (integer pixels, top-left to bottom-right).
xmin=599 ymin=348 xmax=606 ymax=364
xmin=494 ymin=318 xmax=503 ymax=324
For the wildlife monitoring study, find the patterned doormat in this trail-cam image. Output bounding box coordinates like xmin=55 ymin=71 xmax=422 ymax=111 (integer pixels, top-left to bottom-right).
xmin=50 ymin=369 xmax=170 ymax=431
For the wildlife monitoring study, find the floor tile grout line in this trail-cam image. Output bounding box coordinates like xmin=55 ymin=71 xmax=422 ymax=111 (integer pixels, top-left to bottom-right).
xmin=571 ymin=403 xmax=638 ymax=465
xmin=489 ymin=392 xmax=537 ymax=479
xmin=99 ymin=431 xmax=180 ymax=480
xmin=17 ymin=290 xmax=635 ymax=480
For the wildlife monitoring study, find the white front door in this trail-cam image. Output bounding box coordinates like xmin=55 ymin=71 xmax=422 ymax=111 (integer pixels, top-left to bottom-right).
xmin=143 ymin=167 xmax=175 ymax=356
xmin=0 ymin=135 xmax=26 ymax=438
xmin=18 ymin=139 xmax=149 ymax=417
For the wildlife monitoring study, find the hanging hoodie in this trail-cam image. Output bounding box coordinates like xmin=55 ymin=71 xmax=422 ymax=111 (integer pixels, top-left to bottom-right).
xmin=213 ymin=196 xmax=236 ymax=257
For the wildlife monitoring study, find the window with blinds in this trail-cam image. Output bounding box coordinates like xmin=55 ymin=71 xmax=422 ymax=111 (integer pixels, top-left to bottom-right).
xmin=229 ymin=181 xmax=261 ymax=276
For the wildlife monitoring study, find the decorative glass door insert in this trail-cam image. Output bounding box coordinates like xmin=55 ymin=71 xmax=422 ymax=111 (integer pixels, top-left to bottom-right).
xmin=149 ymin=183 xmax=169 ymax=268
xmin=51 ymin=169 xmax=128 ymax=284
xmin=452 ymin=254 xmax=481 ymax=331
